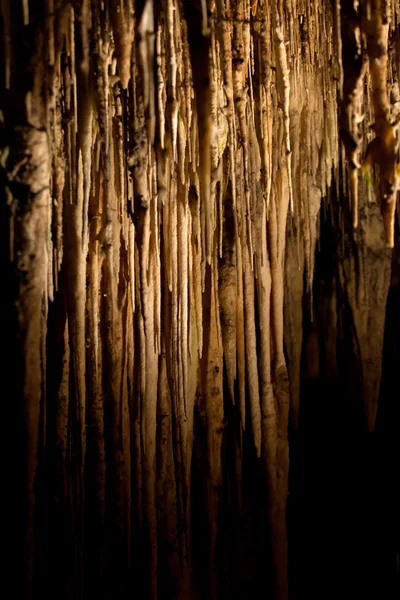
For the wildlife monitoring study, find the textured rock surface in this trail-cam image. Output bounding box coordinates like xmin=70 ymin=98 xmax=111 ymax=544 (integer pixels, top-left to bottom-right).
xmin=1 ymin=1 xmax=399 ymax=599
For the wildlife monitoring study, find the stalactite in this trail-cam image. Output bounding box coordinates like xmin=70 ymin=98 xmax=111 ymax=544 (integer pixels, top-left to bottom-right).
xmin=273 ymin=0 xmax=294 ymax=213
xmin=204 ymin=249 xmax=224 ymax=599
xmin=235 ymin=229 xmax=247 ymax=432
xmin=363 ymin=0 xmax=399 ymax=247
xmin=86 ymin=207 xmax=106 ymax=591
xmin=5 ymin=126 xmax=51 ymax=598
xmin=110 ymin=0 xmax=134 ymax=90
xmin=157 ymin=343 xmax=181 ymax=595
xmin=185 ymin=0 xmax=213 ymax=265
xmin=218 ymin=179 xmax=237 ymax=404
xmin=337 ymin=1 xmax=366 ymax=229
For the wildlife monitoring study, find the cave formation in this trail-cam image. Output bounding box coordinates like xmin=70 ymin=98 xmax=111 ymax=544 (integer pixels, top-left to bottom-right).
xmin=1 ymin=1 xmax=399 ymax=599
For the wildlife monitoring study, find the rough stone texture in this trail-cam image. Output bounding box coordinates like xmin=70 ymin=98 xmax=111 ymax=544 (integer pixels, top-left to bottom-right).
xmin=0 ymin=1 xmax=399 ymax=599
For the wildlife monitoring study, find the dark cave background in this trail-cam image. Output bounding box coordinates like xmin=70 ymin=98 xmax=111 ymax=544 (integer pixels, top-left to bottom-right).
xmin=189 ymin=204 xmax=400 ymax=600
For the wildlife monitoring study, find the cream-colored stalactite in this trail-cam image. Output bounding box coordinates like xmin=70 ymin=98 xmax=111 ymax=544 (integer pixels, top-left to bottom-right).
xmin=363 ymin=0 xmax=399 ymax=247
xmin=274 ymin=0 xmax=294 ymax=213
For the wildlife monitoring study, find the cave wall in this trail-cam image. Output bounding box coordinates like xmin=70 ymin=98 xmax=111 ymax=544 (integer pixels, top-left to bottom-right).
xmin=286 ymin=189 xmax=400 ymax=599
xmin=1 ymin=1 xmax=399 ymax=599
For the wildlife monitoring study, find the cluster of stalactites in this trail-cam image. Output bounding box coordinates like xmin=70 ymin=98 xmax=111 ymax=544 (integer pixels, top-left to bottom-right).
xmin=337 ymin=0 xmax=400 ymax=247
xmin=0 ymin=1 xmax=397 ymax=598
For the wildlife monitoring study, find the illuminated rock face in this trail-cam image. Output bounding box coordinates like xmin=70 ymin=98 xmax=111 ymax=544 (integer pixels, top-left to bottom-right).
xmin=0 ymin=2 xmax=399 ymax=599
